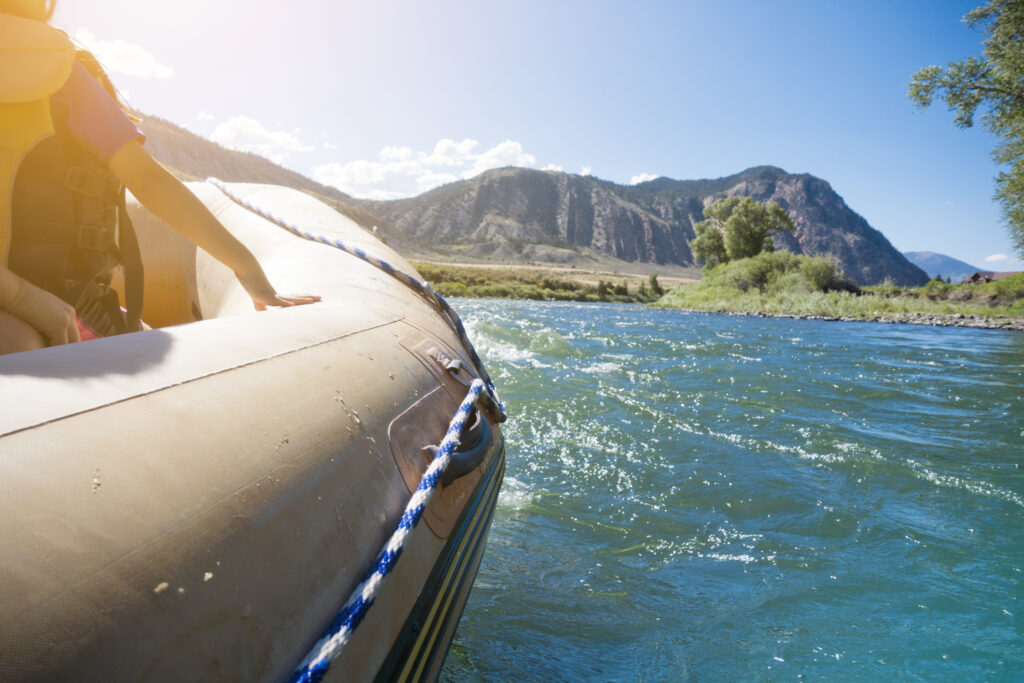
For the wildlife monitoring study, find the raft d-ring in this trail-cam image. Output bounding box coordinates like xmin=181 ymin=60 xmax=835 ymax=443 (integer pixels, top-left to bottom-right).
xmin=422 ymin=406 xmax=494 ymax=486
xmin=444 ymin=358 xmax=473 ymax=389
xmin=441 ymin=355 xmax=504 ymax=424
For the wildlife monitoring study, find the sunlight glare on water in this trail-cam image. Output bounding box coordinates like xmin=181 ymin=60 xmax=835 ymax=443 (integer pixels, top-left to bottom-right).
xmin=443 ymin=299 xmax=1023 ymax=681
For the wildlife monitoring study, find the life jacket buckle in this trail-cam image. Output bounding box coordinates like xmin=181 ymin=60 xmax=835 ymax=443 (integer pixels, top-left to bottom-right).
xmin=78 ymin=223 xmax=116 ymax=252
xmin=64 ymin=166 xmax=108 ymax=198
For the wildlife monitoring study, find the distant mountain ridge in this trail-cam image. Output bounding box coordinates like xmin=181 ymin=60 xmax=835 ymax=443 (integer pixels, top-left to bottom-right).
xmin=141 ymin=117 xmax=927 ymax=286
xmin=353 ymin=165 xmax=928 ymax=286
xmin=903 ymin=251 xmax=981 ymax=282
xmin=137 ymin=117 xmax=392 ymax=248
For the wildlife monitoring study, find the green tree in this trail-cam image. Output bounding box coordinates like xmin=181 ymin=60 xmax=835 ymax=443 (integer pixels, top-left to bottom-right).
xmin=648 ymin=273 xmax=664 ymax=296
xmin=690 ymin=218 xmax=728 ymax=267
xmin=690 ymin=196 xmax=795 ymax=266
xmin=908 ymin=0 xmax=1024 ymax=256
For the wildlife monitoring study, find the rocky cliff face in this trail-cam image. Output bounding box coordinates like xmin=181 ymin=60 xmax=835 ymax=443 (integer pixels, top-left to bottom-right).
xmin=357 ymin=169 xmax=692 ymax=266
xmin=687 ymin=167 xmax=928 ymax=286
xmin=356 ymin=166 xmax=928 ymax=286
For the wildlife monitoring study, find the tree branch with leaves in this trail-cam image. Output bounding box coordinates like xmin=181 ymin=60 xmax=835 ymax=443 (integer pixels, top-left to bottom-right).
xmin=908 ymin=0 xmax=1024 ymax=255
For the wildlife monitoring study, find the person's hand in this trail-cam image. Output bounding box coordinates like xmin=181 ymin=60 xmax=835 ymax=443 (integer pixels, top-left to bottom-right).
xmin=251 ymin=292 xmax=323 ymax=312
xmin=5 ymin=279 xmax=80 ymax=346
xmin=234 ymin=264 xmax=320 ymax=311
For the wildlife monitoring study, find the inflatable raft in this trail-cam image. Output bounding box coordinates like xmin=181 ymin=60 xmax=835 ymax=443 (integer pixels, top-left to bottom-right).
xmin=0 ymin=182 xmax=506 ymax=682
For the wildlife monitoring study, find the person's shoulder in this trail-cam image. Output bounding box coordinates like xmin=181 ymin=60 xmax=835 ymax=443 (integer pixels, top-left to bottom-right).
xmin=59 ymin=60 xmax=145 ymax=162
xmin=61 ymin=60 xmax=108 ymax=101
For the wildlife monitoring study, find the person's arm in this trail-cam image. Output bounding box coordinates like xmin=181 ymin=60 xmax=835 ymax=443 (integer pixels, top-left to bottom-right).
xmin=108 ymin=140 xmax=320 ymax=310
xmin=0 ymin=264 xmax=79 ymax=345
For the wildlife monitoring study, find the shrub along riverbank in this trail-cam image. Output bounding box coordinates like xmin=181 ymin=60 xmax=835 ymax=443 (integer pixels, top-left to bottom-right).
xmin=412 ymin=262 xmax=666 ymax=303
xmin=653 ymin=252 xmax=1024 ymax=330
xmin=413 ymin=255 xmax=1024 ymax=330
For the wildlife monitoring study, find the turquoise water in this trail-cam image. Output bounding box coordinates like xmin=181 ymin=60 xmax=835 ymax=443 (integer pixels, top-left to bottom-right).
xmin=441 ymin=299 xmax=1023 ymax=681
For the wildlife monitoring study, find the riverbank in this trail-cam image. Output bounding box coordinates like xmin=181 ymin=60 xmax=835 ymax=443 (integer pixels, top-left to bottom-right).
xmin=411 ymin=257 xmax=1024 ymax=331
xmin=653 ymin=283 xmax=1024 ymax=332
xmin=679 ymin=308 xmax=1024 ymax=331
xmin=653 ymin=252 xmax=1024 ymax=332
xmin=411 ymin=261 xmax=695 ymax=304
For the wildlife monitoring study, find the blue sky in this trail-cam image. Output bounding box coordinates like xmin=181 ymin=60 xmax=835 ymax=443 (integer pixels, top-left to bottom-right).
xmin=54 ymin=0 xmax=1023 ymax=271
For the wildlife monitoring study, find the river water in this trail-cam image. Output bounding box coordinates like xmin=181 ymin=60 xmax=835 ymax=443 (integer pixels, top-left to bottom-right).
xmin=440 ymin=299 xmax=1023 ymax=681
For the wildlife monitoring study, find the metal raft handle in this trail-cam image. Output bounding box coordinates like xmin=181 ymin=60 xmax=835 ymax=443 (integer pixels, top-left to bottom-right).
xmin=443 ymin=356 xmax=504 ymax=424
xmin=423 ymin=407 xmax=494 ymax=486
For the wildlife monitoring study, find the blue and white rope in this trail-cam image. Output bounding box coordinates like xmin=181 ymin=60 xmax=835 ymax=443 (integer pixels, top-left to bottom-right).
xmin=206 ymin=177 xmax=504 ymax=420
xmin=285 ymin=379 xmax=487 ymax=683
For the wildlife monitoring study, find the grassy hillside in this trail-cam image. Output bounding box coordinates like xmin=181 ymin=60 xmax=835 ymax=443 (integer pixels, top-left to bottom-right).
xmin=139 ymin=116 xmax=397 ymax=248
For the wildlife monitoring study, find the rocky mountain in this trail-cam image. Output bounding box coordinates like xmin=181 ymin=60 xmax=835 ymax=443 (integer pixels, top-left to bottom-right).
xmin=903 ymin=251 xmax=980 ymax=282
xmin=140 ymin=117 xmax=927 ymax=286
xmin=354 ymin=166 xmax=929 ymax=286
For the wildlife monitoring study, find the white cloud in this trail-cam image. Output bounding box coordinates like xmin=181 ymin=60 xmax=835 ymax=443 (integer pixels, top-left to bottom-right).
xmin=426 ymin=138 xmax=479 ymax=166
xmin=543 ymin=163 xmax=564 ymax=172
xmin=985 ymin=253 xmax=1009 ymax=263
xmin=464 ymin=140 xmax=536 ymax=179
xmin=197 ymin=110 xmax=215 ymax=121
xmin=580 ymin=166 xmax=593 ymax=176
xmin=381 ymin=145 xmax=415 ymax=162
xmin=630 ymin=172 xmax=658 ymax=185
xmin=72 ymin=29 xmax=173 ymax=79
xmin=208 ymin=116 xmax=315 ymax=164
xmin=313 ymin=138 xmax=543 ymax=199
xmin=314 ymin=157 xmax=426 ymax=200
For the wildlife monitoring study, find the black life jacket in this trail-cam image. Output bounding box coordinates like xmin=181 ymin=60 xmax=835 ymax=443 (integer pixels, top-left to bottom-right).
xmin=7 ymin=63 xmax=144 ymax=337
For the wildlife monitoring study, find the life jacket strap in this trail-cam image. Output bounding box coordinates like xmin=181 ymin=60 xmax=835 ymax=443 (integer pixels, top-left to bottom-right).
xmin=68 ymin=280 xmax=129 ymax=336
xmin=75 ymin=221 xmax=116 ymax=252
xmin=117 ymin=188 xmax=144 ymax=334
xmin=64 ymin=164 xmax=114 ymax=199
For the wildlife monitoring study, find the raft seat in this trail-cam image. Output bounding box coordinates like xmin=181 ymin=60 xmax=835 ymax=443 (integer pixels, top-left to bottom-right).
xmin=113 ymin=195 xmax=203 ymax=328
